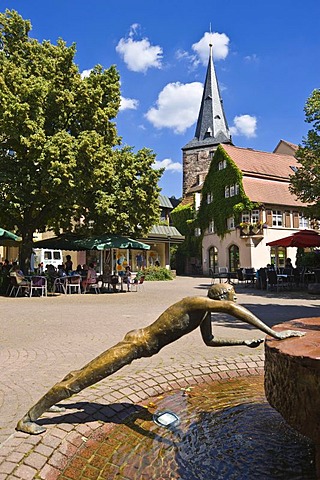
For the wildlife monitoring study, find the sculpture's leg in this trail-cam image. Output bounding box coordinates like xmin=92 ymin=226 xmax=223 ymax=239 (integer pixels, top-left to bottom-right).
xmin=16 ymin=330 xmax=155 ymax=434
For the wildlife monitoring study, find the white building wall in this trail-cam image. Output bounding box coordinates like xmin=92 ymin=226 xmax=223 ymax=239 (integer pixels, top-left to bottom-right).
xmin=202 ymin=226 xmax=302 ymax=274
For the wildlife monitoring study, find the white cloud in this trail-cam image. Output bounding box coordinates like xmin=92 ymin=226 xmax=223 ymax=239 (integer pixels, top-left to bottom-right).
xmin=119 ymin=96 xmax=139 ymax=111
xmin=153 ymin=158 xmax=182 ymax=172
xmin=244 ymin=53 xmax=259 ymax=63
xmin=192 ymin=31 xmax=230 ymax=66
xmin=80 ymin=69 xmax=92 ymax=79
xmin=116 ymin=24 xmax=163 ymax=73
xmin=230 ymin=115 xmax=257 ymax=138
xmin=145 ymin=81 xmax=203 ymax=134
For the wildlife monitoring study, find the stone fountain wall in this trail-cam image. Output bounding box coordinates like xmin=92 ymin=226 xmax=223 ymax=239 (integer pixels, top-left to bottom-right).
xmin=264 ymin=318 xmax=320 ymax=476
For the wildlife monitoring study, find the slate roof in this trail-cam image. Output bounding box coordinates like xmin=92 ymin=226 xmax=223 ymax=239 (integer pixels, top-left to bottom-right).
xmin=183 ymin=45 xmax=231 ymax=150
xmin=159 ymin=194 xmax=174 ymax=209
xmin=141 ymin=225 xmax=185 ymax=244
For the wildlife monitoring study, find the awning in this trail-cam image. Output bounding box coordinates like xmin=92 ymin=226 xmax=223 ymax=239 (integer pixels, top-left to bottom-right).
xmin=94 ymin=234 xmax=150 ymax=250
xmin=266 ymin=230 xmax=320 ymax=248
xmin=34 ymin=233 xmax=89 ymax=251
xmin=0 ymin=228 xmax=21 ymax=246
xmin=34 ymin=233 xmax=150 ymax=251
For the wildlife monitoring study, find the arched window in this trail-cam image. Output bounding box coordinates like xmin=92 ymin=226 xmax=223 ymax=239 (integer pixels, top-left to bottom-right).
xmin=208 ymin=246 xmax=218 ymax=273
xmin=228 ymin=245 xmax=239 ymax=272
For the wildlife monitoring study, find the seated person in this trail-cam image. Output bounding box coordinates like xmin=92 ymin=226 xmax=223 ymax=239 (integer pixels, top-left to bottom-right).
xmin=76 ymin=264 xmax=83 ymax=275
xmin=9 ymin=264 xmax=30 ymax=291
xmin=57 ymin=264 xmax=67 ymax=277
xmin=46 ymin=264 xmax=57 ymax=276
xmin=82 ymin=263 xmax=97 ymax=291
xmin=285 ymin=258 xmax=293 ymax=270
xmin=122 ymin=265 xmax=132 ymax=291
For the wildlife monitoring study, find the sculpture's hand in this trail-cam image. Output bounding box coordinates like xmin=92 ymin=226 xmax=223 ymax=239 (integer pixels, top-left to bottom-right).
xmin=275 ymin=330 xmax=306 ymax=340
xmin=244 ymin=338 xmax=264 ymax=348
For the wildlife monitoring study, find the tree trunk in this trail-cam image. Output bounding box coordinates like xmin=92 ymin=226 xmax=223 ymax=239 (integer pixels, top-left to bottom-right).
xmin=19 ymin=231 xmax=34 ymax=274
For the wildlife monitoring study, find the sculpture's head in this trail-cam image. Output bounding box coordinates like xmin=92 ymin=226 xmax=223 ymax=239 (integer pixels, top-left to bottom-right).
xmin=208 ymin=283 xmax=237 ymax=302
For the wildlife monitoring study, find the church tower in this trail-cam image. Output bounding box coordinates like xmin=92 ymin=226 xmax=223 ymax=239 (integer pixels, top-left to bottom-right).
xmin=182 ymin=43 xmax=232 ymax=195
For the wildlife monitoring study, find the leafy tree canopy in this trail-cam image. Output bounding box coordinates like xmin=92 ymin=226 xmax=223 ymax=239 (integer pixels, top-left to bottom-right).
xmin=290 ymin=89 xmax=320 ymax=217
xmin=0 ymin=10 xmax=163 ymax=270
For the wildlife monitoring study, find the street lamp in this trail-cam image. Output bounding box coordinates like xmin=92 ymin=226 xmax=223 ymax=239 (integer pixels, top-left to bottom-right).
xmin=167 ymin=236 xmax=171 ymax=269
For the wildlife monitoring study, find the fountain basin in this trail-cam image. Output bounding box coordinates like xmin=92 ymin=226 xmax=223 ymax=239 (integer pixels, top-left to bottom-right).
xmin=264 ymin=317 xmax=320 ymax=476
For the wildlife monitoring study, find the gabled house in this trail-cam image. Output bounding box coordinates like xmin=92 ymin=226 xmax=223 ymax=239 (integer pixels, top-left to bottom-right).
xmin=198 ymin=144 xmax=311 ymax=274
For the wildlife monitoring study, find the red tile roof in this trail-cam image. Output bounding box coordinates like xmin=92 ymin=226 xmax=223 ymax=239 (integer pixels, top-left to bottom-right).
xmin=242 ymin=177 xmax=306 ymax=207
xmin=222 ymin=144 xmax=299 ymax=180
xmin=220 ymin=144 xmax=307 ymax=208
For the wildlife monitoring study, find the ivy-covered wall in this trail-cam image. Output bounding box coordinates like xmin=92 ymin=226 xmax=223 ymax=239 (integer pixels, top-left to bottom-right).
xmin=197 ymin=146 xmax=258 ymax=237
xmin=170 ymin=202 xmax=202 ymax=273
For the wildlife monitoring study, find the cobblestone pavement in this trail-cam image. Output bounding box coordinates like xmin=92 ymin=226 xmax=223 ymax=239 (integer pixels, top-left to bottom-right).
xmin=0 ymin=276 xmax=319 ymax=479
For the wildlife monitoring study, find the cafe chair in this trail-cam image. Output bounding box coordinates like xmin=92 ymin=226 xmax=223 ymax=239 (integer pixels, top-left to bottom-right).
xmin=209 ymin=268 xmax=218 ymax=285
xmin=52 ymin=277 xmax=67 ymax=294
xmin=83 ymin=280 xmax=101 ymax=294
xmin=8 ymin=275 xmax=30 ymax=297
xmin=130 ymin=275 xmax=145 ymax=292
xmin=266 ymin=270 xmax=288 ymax=292
xmin=29 ymin=276 xmax=47 ymax=297
xmin=67 ymin=275 xmax=81 ymax=294
xmin=217 ymin=267 xmax=228 ymax=283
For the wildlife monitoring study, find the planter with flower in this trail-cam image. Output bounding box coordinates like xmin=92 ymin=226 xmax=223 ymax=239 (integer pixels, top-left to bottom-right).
xmin=239 ymin=222 xmax=251 ymax=235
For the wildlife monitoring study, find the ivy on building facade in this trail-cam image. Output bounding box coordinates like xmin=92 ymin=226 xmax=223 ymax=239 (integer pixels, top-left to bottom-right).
xmin=197 ymin=146 xmax=259 ymax=237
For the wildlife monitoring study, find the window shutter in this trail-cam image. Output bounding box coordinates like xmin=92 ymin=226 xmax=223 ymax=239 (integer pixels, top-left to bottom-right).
xmin=266 ymin=210 xmax=272 ymax=226
xmin=293 ymin=212 xmax=299 ymax=228
xmin=285 ymin=211 xmax=291 ymax=228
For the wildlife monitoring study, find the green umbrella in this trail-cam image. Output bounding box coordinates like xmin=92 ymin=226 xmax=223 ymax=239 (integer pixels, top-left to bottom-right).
xmin=0 ymin=228 xmax=21 ymax=246
xmin=94 ymin=234 xmax=150 ymax=250
xmin=34 ymin=233 xmax=150 ymax=251
xmin=34 ymin=233 xmax=91 ymax=251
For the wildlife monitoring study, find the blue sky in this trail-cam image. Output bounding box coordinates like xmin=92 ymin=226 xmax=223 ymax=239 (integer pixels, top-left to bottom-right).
xmin=2 ymin=0 xmax=320 ymax=198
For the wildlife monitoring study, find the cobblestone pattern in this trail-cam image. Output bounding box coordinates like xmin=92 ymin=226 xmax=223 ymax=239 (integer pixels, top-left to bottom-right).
xmin=0 ymin=355 xmax=263 ymax=479
xmin=0 ymin=275 xmax=318 ymax=479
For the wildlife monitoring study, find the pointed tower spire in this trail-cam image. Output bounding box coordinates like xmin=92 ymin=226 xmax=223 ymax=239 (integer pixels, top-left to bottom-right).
xmin=183 ymin=43 xmax=231 ymax=149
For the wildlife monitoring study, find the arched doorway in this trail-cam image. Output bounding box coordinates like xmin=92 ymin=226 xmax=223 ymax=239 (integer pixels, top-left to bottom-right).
xmin=208 ymin=246 xmax=218 ymax=273
xmin=228 ymin=244 xmax=240 ymax=272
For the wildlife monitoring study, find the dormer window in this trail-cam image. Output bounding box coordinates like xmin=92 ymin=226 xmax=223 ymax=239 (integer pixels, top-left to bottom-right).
xmin=205 ymin=127 xmax=212 ymax=137
xmin=214 ymin=115 xmax=221 ymax=119
xmin=290 ymin=165 xmax=298 ymax=173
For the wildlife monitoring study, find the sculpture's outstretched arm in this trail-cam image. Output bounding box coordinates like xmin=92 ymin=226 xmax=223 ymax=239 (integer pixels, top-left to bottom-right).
xmin=200 ymin=311 xmax=263 ymax=348
xmin=202 ymin=300 xmax=305 ymax=340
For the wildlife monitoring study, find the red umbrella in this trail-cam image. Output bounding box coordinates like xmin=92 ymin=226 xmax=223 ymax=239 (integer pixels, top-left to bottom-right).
xmin=267 ymin=229 xmax=320 ymax=248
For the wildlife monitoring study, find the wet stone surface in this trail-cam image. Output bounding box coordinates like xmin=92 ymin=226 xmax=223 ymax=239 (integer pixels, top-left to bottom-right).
xmin=58 ymin=376 xmax=316 ymax=480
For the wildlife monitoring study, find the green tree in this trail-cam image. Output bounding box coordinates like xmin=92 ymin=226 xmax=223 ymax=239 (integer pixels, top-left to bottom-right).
xmin=0 ymin=10 xmax=162 ymax=271
xmin=290 ymin=89 xmax=320 ymax=217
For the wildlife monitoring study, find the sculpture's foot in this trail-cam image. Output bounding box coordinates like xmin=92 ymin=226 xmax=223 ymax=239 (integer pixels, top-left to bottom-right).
xmin=16 ymin=418 xmax=46 ymax=435
xmin=49 ymin=405 xmax=66 ymax=412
